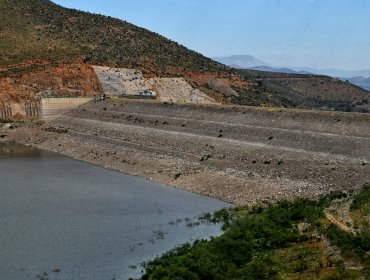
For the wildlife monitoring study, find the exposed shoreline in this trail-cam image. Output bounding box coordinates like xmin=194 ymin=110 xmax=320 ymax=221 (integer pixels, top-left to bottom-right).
xmin=5 ymin=99 xmax=370 ymax=205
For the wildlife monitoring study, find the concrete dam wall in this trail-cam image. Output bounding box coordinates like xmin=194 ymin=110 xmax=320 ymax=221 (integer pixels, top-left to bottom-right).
xmin=41 ymin=97 xmax=93 ymax=121
xmin=0 ymin=98 xmax=92 ymax=121
xmin=0 ymin=101 xmax=41 ymax=120
xmin=0 ymin=102 xmax=13 ymax=119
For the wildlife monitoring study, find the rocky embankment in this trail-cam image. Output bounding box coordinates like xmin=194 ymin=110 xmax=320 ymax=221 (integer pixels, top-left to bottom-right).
xmin=0 ymin=64 xmax=101 ymax=103
xmin=7 ymin=100 xmax=370 ymax=205
xmin=93 ymin=66 xmax=216 ymax=103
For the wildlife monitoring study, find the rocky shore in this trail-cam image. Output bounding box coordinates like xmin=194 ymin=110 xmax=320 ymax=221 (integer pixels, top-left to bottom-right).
xmin=6 ymin=99 xmax=370 ymax=205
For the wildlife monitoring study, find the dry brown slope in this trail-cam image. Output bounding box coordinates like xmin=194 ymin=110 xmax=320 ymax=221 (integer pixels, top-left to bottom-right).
xmin=237 ymin=69 xmax=370 ymax=113
xmin=0 ymin=0 xmax=228 ymax=74
xmin=0 ymin=63 xmax=102 ymax=102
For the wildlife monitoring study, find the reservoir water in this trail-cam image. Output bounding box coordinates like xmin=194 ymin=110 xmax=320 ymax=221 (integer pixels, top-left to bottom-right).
xmin=0 ymin=143 xmax=231 ymax=280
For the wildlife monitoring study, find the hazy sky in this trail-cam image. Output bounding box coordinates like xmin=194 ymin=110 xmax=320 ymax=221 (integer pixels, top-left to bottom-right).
xmin=52 ymin=0 xmax=370 ymax=70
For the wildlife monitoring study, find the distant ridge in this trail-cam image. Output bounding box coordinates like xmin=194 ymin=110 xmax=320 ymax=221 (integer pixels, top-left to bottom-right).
xmin=237 ymin=68 xmax=370 ymax=113
xmin=213 ymin=55 xmax=313 ymax=75
xmin=213 ymin=55 xmax=268 ymax=68
xmin=343 ymin=77 xmax=370 ymax=91
xmin=291 ymin=68 xmax=370 ymax=79
xmin=216 ymin=54 xmax=370 ymax=77
xmin=249 ymin=66 xmax=312 ymax=75
xmin=216 ymin=54 xmax=370 ymax=91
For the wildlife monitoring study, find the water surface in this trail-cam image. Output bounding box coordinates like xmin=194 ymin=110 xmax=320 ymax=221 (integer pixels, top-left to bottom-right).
xmin=0 ymin=143 xmax=231 ymax=280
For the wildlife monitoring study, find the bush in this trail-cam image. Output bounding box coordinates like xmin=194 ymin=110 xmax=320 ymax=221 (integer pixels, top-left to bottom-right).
xmin=326 ymin=224 xmax=370 ymax=261
xmin=351 ymin=183 xmax=370 ymax=210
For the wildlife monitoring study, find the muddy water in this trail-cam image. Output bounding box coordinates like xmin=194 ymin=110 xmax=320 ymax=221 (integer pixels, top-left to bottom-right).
xmin=0 ymin=143 xmax=231 ymax=280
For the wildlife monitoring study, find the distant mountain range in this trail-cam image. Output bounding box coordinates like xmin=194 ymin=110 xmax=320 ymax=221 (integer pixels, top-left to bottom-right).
xmin=343 ymin=77 xmax=370 ymax=91
xmin=212 ymin=55 xmax=268 ymax=69
xmin=249 ymin=66 xmax=311 ymax=75
xmin=292 ymin=68 xmax=370 ymax=79
xmin=213 ymin=55 xmax=370 ymax=91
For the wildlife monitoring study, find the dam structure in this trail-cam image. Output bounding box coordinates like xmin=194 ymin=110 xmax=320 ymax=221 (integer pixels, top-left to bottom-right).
xmin=41 ymin=97 xmax=93 ymax=121
xmin=0 ymin=102 xmax=12 ymax=119
xmin=0 ymin=97 xmax=93 ymax=122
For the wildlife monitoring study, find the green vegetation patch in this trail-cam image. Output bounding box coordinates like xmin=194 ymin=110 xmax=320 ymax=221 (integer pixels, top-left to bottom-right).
xmin=350 ymin=184 xmax=370 ymax=233
xmin=139 ymin=186 xmax=370 ymax=280
xmin=324 ymin=183 xmax=370 ymax=266
xmin=351 ymin=183 xmax=370 ymax=210
xmin=141 ymin=199 xmax=326 ymax=279
xmin=325 ymin=224 xmax=370 ymax=263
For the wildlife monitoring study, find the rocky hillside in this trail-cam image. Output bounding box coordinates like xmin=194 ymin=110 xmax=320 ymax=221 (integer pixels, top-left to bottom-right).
xmin=0 ymin=63 xmax=102 ymax=103
xmin=0 ymin=0 xmax=253 ymax=103
xmin=0 ymin=0 xmax=227 ymax=75
xmin=0 ymin=0 xmax=369 ymax=112
xmin=238 ymin=69 xmax=370 ymax=113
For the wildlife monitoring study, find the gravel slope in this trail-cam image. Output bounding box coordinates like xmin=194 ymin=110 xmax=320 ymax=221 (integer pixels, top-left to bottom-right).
xmin=8 ymin=99 xmax=370 ymax=205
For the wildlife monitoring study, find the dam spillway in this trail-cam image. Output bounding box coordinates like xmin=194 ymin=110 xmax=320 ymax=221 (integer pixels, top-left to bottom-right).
xmin=0 ymin=102 xmax=13 ymax=119
xmin=0 ymin=98 xmax=93 ymax=122
xmin=41 ymin=97 xmax=93 ymax=121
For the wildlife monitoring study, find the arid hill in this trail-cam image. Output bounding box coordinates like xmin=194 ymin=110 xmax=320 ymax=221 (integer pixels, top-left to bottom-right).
xmin=0 ymin=0 xmax=227 ymax=74
xmin=0 ymin=0 xmax=369 ymax=112
xmin=238 ymin=69 xmax=370 ymax=113
xmin=0 ymin=0 xmax=251 ymax=102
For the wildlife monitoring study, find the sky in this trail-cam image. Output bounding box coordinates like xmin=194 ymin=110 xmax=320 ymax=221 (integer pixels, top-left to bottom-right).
xmin=52 ymin=0 xmax=370 ymax=70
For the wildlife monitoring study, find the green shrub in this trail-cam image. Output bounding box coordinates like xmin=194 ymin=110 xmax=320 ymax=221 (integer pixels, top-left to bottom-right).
xmin=351 ymin=183 xmax=370 ymax=210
